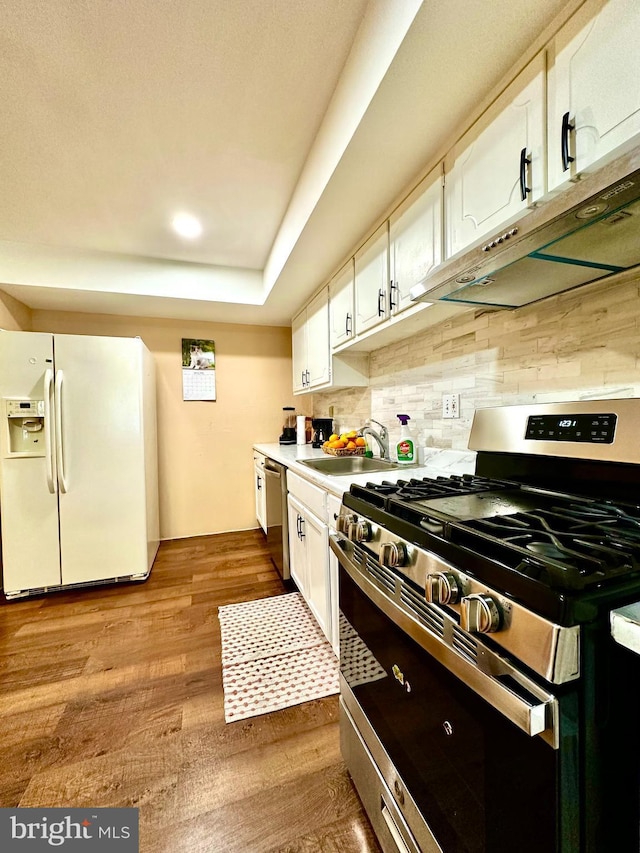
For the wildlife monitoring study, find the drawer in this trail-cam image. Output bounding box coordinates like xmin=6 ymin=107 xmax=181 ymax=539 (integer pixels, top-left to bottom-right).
xmin=288 ymin=470 xmax=327 ymax=521
xmin=327 ymin=494 xmax=343 ymax=531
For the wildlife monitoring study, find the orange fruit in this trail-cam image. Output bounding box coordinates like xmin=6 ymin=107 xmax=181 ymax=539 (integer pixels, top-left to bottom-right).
xmin=355 ymin=436 xmax=366 ymax=447
xmin=346 ymin=440 xmax=357 ymax=450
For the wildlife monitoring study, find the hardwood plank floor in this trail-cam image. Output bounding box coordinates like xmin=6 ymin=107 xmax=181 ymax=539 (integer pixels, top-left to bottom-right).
xmin=0 ymin=530 xmax=381 ymax=852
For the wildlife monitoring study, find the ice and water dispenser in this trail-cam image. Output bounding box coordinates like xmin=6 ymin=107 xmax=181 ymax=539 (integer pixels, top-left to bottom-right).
xmin=5 ymin=400 xmax=45 ymax=456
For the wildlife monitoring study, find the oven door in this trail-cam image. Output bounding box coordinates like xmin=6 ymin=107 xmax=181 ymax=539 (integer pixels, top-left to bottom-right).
xmin=332 ymin=535 xmax=580 ymax=853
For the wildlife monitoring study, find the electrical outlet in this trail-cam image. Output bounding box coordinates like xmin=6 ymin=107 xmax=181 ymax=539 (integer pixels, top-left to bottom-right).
xmin=442 ymin=393 xmax=460 ymax=419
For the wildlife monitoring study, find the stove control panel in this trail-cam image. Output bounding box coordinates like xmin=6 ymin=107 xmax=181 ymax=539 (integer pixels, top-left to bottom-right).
xmin=525 ymin=412 xmax=616 ymax=443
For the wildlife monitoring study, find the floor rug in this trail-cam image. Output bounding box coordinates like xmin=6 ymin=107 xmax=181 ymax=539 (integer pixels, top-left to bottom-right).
xmin=218 ymin=592 xmax=339 ymax=723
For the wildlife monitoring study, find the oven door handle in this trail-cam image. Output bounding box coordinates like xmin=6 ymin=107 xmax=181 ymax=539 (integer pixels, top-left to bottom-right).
xmin=330 ymin=535 xmax=557 ymax=745
xmin=381 ymin=801 xmax=413 ymax=853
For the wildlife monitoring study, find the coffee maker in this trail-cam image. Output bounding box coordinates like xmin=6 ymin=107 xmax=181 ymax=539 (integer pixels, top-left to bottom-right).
xmin=279 ymin=407 xmax=297 ymax=445
xmin=311 ymin=418 xmax=333 ymax=448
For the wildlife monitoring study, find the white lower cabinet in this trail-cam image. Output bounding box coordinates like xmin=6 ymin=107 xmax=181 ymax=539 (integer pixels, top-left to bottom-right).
xmin=287 ymin=470 xmax=333 ymax=646
xmin=327 ymin=493 xmax=343 ymax=657
xmin=253 ymin=452 xmax=267 ymax=534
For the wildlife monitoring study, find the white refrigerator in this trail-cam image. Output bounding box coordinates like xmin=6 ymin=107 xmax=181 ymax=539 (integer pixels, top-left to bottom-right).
xmin=0 ymin=331 xmax=159 ymax=598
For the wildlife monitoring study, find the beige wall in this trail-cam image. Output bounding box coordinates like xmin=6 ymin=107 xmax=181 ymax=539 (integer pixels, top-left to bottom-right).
xmin=0 ymin=291 xmax=32 ymax=330
xmin=30 ymin=309 xmax=295 ymax=540
xmin=313 ymin=272 xmax=640 ymax=452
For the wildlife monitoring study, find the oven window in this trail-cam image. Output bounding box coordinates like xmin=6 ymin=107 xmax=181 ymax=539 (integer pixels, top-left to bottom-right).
xmin=340 ymin=568 xmax=560 ymax=853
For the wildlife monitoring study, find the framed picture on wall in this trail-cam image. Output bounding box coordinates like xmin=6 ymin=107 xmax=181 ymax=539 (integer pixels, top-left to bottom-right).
xmin=181 ymin=338 xmax=216 ymax=401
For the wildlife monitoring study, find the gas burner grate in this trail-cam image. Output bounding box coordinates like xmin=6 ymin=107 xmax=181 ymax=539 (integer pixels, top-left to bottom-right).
xmin=452 ymin=501 xmax=640 ymax=590
xmin=351 ymin=473 xmax=515 ymax=507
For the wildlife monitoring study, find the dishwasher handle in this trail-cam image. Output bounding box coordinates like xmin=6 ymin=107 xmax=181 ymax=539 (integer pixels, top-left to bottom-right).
xmin=263 ymin=461 xmax=283 ymax=478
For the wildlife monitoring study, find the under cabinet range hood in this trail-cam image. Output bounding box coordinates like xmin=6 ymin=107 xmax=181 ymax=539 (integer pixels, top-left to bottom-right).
xmin=410 ymin=146 xmax=640 ymax=309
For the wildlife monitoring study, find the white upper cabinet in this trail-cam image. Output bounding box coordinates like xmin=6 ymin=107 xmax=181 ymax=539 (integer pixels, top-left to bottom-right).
xmin=354 ymin=222 xmax=390 ymax=335
xmin=329 ymin=260 xmax=355 ymax=349
xmin=389 ymin=166 xmax=443 ymax=315
xmin=445 ymin=52 xmax=546 ymax=259
xmin=547 ymin=0 xmax=640 ymax=192
xmin=292 ymin=287 xmax=330 ymax=393
xmin=306 ymin=289 xmax=331 ymax=387
xmin=291 ymin=310 xmax=308 ymax=393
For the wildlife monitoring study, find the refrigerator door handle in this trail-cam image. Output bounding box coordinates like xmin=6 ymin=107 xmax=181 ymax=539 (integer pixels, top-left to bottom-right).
xmin=43 ymin=368 xmax=57 ymax=494
xmin=54 ymin=369 xmax=68 ymax=494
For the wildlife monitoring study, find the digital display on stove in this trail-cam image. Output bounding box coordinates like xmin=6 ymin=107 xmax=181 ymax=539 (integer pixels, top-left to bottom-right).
xmin=525 ymin=413 xmax=616 ymax=443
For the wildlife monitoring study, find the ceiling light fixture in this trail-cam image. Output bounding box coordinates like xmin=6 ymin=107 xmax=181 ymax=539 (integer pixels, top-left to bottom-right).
xmin=171 ymin=212 xmax=203 ymax=239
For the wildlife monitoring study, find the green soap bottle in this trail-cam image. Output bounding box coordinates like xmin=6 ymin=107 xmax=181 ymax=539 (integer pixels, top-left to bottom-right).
xmin=395 ymin=414 xmax=415 ymax=464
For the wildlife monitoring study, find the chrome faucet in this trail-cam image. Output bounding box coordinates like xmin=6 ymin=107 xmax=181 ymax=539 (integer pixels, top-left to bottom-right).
xmin=361 ymin=419 xmax=390 ymax=459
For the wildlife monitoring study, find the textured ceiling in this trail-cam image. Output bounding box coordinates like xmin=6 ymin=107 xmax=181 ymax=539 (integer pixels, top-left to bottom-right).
xmin=0 ymin=0 xmax=574 ymax=325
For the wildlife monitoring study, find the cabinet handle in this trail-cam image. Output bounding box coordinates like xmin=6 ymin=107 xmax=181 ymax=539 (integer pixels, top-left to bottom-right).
xmin=296 ymin=514 xmax=301 ymax=538
xmin=256 ymin=474 xmax=262 ymax=490
xmin=519 ymin=147 xmax=531 ymax=201
xmin=345 ymin=312 xmax=352 ymax=337
xmin=305 ymin=369 xmax=310 ymax=386
xmin=561 ymin=112 xmax=575 ymax=172
xmin=377 ymin=288 xmax=385 ymax=317
xmin=299 ymin=516 xmax=305 ymax=539
xmin=389 ymin=280 xmax=397 ymax=312
xmin=301 ymin=370 xmax=306 ymax=387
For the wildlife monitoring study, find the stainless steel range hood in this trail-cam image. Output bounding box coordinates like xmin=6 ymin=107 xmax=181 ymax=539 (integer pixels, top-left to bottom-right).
xmin=410 ymin=146 xmax=640 ymax=309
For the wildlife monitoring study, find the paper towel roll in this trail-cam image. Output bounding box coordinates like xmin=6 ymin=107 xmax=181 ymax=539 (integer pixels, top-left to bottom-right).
xmin=296 ymin=415 xmax=307 ymax=445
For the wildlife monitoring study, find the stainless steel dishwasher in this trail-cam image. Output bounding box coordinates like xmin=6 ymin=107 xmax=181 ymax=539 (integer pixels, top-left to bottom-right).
xmin=264 ymin=459 xmax=290 ymax=580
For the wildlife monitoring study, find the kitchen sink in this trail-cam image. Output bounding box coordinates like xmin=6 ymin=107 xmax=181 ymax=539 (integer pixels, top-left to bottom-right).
xmin=301 ymin=456 xmax=403 ymax=476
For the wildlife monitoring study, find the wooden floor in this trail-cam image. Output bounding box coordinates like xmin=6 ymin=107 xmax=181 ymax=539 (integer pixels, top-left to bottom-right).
xmin=0 ymin=530 xmax=381 ymax=852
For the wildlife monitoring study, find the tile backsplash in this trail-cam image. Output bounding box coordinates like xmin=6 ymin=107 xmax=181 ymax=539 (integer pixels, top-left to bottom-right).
xmin=313 ymin=273 xmax=640 ymax=451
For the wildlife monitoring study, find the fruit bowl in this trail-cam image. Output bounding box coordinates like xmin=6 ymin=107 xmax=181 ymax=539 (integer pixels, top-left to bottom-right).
xmin=322 ymin=430 xmax=367 ymax=456
xmin=322 ymin=445 xmax=366 ymax=457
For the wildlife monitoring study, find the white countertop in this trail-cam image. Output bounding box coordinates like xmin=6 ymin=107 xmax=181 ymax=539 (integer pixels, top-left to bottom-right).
xmin=253 ymin=441 xmax=477 ymax=498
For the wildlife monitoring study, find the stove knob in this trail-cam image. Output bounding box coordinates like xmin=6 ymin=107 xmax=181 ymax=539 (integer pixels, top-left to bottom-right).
xmin=336 ymin=514 xmax=357 ymax=535
xmin=460 ymin=594 xmax=501 ymax=634
xmin=425 ymin=572 xmax=460 ymax=605
xmin=379 ymin=541 xmax=407 ymax=568
xmin=347 ymin=520 xmax=373 ymax=543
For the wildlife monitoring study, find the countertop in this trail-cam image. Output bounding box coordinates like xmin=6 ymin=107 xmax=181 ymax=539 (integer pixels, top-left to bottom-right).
xmin=253 ymin=442 xmax=477 ymax=498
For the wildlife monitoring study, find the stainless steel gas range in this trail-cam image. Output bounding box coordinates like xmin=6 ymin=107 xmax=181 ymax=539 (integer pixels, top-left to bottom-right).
xmin=330 ymin=399 xmax=640 ymax=853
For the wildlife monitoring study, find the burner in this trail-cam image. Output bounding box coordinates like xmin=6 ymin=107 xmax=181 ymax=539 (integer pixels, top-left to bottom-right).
xmin=352 ymin=474 xmax=515 ymax=507
xmin=526 ymin=540 xmax=573 ymax=562
xmin=451 ymin=502 xmax=640 ymax=590
xmin=345 ymin=469 xmax=640 ymax=600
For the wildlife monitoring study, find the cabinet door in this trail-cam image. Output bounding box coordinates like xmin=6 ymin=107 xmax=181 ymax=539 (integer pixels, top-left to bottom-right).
xmin=355 ymin=223 xmax=389 ymax=334
xmin=305 ymin=288 xmax=330 ymax=388
xmin=329 ymin=260 xmax=355 ymax=348
xmin=547 ymin=0 xmax=640 ymax=191
xmin=303 ymin=509 xmax=330 ymax=643
xmin=291 ymin=310 xmax=307 ymax=392
xmin=445 ymin=53 xmax=546 ymax=258
xmin=389 ymin=167 xmax=443 ymax=315
xmin=287 ymin=495 xmax=306 ymax=595
xmin=327 ymin=493 xmax=342 ymax=656
xmin=254 ymin=463 xmax=266 ymax=534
